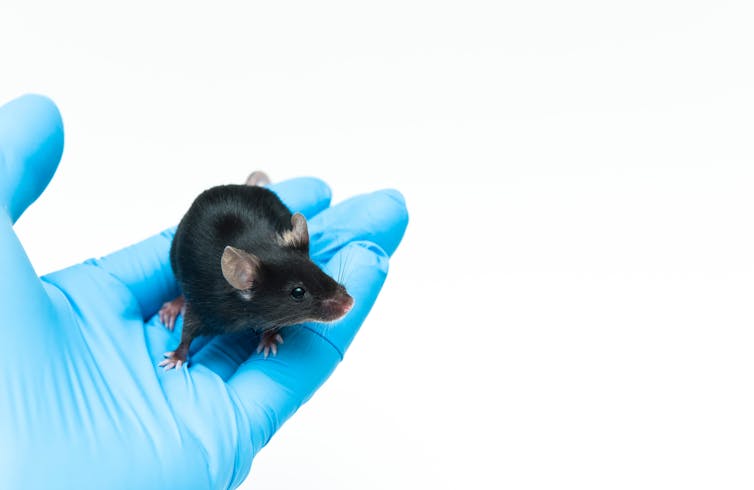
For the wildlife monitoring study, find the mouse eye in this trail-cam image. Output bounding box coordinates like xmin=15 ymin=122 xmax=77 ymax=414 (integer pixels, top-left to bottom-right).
xmin=290 ymin=287 xmax=306 ymax=300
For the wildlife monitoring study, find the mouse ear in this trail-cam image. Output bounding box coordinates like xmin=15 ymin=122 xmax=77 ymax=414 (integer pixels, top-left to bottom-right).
xmin=279 ymin=212 xmax=309 ymax=250
xmin=221 ymin=246 xmax=261 ymax=290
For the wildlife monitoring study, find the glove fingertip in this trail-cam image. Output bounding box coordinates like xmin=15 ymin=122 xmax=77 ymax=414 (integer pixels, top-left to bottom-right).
xmin=269 ymin=177 xmax=332 ymax=218
xmin=363 ymin=188 xmax=409 ymax=256
xmin=0 ymin=94 xmax=64 ymax=222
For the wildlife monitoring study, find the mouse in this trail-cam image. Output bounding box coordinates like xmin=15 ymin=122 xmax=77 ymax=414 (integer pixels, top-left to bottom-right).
xmin=157 ymin=171 xmax=354 ymax=370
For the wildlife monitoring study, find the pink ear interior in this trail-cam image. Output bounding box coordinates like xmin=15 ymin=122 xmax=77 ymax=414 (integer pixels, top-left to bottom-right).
xmin=279 ymin=213 xmax=310 ymax=248
xmin=220 ymin=246 xmax=260 ymax=290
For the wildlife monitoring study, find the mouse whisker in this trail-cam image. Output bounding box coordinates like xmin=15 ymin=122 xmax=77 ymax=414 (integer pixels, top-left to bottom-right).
xmin=338 ymin=248 xmax=354 ymax=287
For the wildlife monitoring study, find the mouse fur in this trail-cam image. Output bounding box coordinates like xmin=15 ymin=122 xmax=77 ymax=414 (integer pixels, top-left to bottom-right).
xmin=158 ymin=182 xmax=353 ymax=369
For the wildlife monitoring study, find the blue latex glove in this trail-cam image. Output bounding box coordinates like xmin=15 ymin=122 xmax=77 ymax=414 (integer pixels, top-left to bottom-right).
xmin=0 ymin=94 xmax=408 ymax=489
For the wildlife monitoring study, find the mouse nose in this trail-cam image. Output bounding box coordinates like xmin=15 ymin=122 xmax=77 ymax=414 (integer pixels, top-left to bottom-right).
xmin=341 ymin=294 xmax=354 ymax=313
xmin=322 ymin=294 xmax=354 ymax=320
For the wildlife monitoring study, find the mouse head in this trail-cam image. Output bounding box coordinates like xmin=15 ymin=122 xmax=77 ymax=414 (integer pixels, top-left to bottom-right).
xmin=220 ymin=212 xmax=354 ymax=329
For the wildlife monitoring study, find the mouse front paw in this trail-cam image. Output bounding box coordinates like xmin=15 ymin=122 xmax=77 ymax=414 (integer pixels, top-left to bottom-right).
xmin=158 ymin=350 xmax=188 ymax=370
xmin=256 ymin=330 xmax=284 ymax=358
xmin=158 ymin=296 xmax=186 ymax=331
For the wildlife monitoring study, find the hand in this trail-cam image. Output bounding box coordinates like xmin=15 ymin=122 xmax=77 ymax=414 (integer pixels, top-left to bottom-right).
xmin=0 ymin=94 xmax=408 ymax=489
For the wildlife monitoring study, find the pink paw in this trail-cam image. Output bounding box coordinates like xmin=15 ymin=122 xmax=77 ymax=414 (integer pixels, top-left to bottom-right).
xmin=256 ymin=331 xmax=284 ymax=358
xmin=158 ymin=351 xmax=187 ymax=371
xmin=159 ymin=297 xmax=185 ymax=331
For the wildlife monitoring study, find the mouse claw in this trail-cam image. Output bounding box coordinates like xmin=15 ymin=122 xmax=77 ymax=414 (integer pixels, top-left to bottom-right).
xmin=159 ymin=297 xmax=185 ymax=331
xmin=256 ymin=330 xmax=283 ymax=358
xmin=159 ymin=350 xmax=188 ymax=371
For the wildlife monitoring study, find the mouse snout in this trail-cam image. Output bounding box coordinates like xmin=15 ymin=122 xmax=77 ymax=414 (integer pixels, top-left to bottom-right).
xmin=321 ymin=293 xmax=354 ymax=321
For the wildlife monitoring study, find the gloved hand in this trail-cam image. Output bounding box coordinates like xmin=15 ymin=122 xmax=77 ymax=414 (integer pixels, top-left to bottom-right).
xmin=0 ymin=94 xmax=408 ymax=490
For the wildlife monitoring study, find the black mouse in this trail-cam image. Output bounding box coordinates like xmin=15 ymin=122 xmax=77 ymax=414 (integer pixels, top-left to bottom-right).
xmin=158 ymin=172 xmax=354 ymax=370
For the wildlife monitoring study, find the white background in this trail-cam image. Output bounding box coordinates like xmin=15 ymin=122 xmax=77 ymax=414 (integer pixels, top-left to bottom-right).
xmin=2 ymin=1 xmax=754 ymax=488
